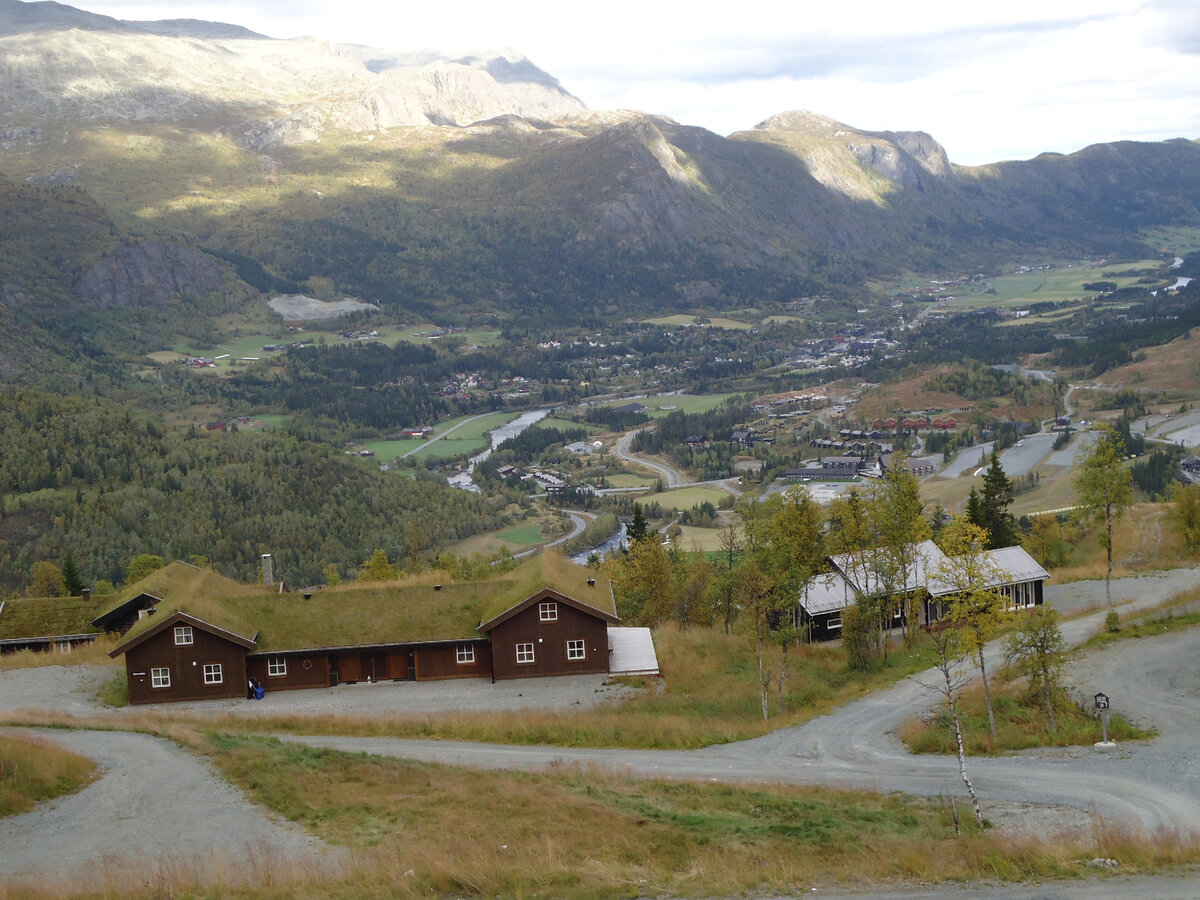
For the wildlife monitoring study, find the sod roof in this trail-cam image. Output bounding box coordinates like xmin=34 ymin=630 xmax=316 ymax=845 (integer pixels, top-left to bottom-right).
xmin=111 ymin=553 xmax=617 ymax=656
xmin=0 ymin=594 xmax=108 ymax=641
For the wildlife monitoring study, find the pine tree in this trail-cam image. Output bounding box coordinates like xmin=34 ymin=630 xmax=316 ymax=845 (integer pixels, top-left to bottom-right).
xmin=978 ymin=452 xmax=1018 ymax=549
xmin=61 ymin=551 xmax=86 ymax=596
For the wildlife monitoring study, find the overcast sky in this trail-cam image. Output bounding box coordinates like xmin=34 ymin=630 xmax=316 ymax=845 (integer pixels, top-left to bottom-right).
xmin=78 ymin=0 xmax=1200 ymax=165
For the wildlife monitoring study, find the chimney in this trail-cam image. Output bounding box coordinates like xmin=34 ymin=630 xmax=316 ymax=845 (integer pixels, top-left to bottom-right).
xmin=260 ymin=553 xmax=274 ymax=586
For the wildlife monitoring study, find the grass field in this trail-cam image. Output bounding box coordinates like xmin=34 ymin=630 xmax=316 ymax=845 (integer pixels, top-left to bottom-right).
xmin=943 ymin=258 xmax=1167 ymax=310
xmin=672 ymin=523 xmax=734 ymax=551
xmin=605 ymin=473 xmax=657 ymax=488
xmin=493 ymin=523 xmax=549 ymax=547
xmin=656 ymin=486 xmax=731 ymax=511
xmin=249 ymin=414 xmax=293 ymax=429
xmin=592 ymin=393 xmax=737 ymax=417
xmin=536 ymin=417 xmax=598 ymax=434
xmin=643 ymin=314 xmax=753 ymax=330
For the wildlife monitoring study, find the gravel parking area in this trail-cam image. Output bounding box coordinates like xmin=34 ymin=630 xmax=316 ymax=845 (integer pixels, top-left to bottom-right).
xmin=0 ymin=666 xmax=635 ymax=720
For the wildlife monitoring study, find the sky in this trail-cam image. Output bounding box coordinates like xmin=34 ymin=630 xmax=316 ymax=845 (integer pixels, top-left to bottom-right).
xmin=76 ymin=0 xmax=1200 ymax=165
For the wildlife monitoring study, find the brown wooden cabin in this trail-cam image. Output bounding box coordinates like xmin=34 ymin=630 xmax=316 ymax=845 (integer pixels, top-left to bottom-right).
xmin=480 ymin=588 xmax=617 ymax=680
xmin=108 ymin=556 xmax=630 ymax=704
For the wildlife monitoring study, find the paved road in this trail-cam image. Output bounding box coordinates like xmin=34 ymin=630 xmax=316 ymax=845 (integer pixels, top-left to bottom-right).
xmin=613 ymin=427 xmax=683 ymax=487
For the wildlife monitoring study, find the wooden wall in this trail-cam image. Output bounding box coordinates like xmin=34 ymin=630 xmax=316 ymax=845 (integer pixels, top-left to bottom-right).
xmin=489 ymin=602 xmax=609 ymax=680
xmin=126 ymin=626 xmax=247 ymax=705
xmin=414 ymin=641 xmax=492 ymax=681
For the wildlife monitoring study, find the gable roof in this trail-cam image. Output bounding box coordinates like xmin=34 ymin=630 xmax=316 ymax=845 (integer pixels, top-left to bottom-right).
xmin=106 ymin=553 xmax=616 ymax=657
xmin=478 ymin=586 xmax=619 ymax=633
xmin=830 ymin=540 xmax=950 ymax=597
xmin=91 ymin=592 xmax=162 ymax=630
xmin=984 ymin=546 xmax=1050 ymax=586
xmin=109 ymin=609 xmax=258 ymax=658
xmin=798 ymin=571 xmax=856 ymax=616
xmin=0 ymin=594 xmax=106 ymax=644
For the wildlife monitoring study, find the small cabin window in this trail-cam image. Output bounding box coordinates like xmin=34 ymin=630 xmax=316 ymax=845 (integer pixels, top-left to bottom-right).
xmin=515 ymin=642 xmax=535 ymax=664
xmin=566 ymin=639 xmax=586 ymax=661
xmin=203 ymin=663 xmax=223 ymax=685
xmin=538 ymin=601 xmax=558 ymax=622
xmin=174 ymin=625 xmax=193 ymax=646
xmin=151 ymin=667 xmax=170 ymax=688
xmin=267 ymin=657 xmax=287 ymax=677
xmin=828 ymin=616 xmax=843 ymax=630
xmin=456 ymin=644 xmax=475 ymax=665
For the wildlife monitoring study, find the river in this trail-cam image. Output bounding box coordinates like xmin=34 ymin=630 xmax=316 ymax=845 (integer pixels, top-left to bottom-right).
xmin=447 ymin=409 xmax=550 ymax=492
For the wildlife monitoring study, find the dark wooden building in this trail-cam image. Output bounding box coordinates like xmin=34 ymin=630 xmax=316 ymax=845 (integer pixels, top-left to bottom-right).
xmin=106 ymin=556 xmax=652 ymax=705
xmin=481 ymin=588 xmax=617 ymax=680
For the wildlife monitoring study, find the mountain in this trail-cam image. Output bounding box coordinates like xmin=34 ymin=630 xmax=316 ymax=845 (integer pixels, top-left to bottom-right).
xmin=0 ymin=0 xmax=583 ymax=141
xmin=1 ymin=0 xmax=1200 ymax=380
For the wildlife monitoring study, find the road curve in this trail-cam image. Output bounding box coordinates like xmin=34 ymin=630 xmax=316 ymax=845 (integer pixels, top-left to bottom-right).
xmin=613 ymin=428 xmax=683 ymax=488
xmin=281 ymin=574 xmax=1200 ymax=840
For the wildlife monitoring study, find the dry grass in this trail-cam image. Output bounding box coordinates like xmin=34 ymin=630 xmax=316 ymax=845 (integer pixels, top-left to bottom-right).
xmin=0 ymin=637 xmax=124 ymax=672
xmin=900 ymin=683 xmax=1152 ymax=755
xmin=1048 ymin=503 xmax=1200 ymax=583
xmin=0 ymin=734 xmax=96 ymax=817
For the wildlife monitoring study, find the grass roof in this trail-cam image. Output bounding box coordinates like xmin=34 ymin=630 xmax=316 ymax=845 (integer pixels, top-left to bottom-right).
xmin=112 ymin=553 xmax=616 ymax=655
xmin=0 ymin=594 xmax=108 ymax=640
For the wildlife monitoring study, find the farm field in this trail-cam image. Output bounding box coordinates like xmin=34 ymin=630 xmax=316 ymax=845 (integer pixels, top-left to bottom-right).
xmin=655 ymin=485 xmax=731 ymax=511
xmin=605 ymin=474 xmax=656 ymax=488
xmin=946 ymin=258 xmax=1167 ymax=309
xmin=643 ymin=314 xmax=753 ymax=330
xmin=672 ymin=524 xmax=732 ymax=551
xmin=592 ymin=393 xmax=738 ymax=417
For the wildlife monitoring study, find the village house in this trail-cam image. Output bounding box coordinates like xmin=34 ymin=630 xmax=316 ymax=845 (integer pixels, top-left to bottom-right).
xmin=798 ymin=540 xmax=1049 ymax=642
xmin=99 ymin=556 xmax=657 ymax=705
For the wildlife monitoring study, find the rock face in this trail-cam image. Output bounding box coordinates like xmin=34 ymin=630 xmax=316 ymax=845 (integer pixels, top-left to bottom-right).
xmin=0 ymin=0 xmax=584 ymax=147
xmin=76 ymin=241 xmax=225 ymax=308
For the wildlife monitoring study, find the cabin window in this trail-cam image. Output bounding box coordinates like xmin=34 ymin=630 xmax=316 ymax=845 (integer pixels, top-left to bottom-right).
xmin=203 ymin=663 xmax=223 ymax=685
xmin=456 ymin=644 xmax=475 ymax=664
xmin=267 ymin=657 xmax=287 ymax=677
xmin=173 ymin=625 xmax=193 ymax=646
xmin=515 ymin=642 xmax=535 ymax=664
xmin=151 ymin=667 xmax=170 ymax=688
xmin=538 ymin=601 xmax=558 ymax=622
xmin=566 ymin=639 xmax=586 ymax=661
xmin=828 ymin=616 xmax=843 ymax=630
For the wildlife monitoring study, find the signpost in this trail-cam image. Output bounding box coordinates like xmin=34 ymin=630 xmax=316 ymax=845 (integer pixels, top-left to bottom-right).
xmin=1094 ymin=691 xmax=1112 ymax=746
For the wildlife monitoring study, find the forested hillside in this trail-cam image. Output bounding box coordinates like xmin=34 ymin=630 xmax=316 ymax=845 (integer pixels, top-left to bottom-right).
xmin=0 ymin=392 xmax=514 ymax=592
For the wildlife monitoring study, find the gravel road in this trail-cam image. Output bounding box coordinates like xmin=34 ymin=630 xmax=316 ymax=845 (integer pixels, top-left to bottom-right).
xmin=4 ymin=567 xmax=1200 ymax=897
xmin=0 ymin=728 xmax=338 ymax=889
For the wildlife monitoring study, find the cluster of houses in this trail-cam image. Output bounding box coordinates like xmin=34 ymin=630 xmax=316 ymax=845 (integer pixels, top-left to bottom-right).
xmin=1 ymin=538 xmax=1049 ymax=705
xmin=0 ymin=556 xmax=659 ymax=705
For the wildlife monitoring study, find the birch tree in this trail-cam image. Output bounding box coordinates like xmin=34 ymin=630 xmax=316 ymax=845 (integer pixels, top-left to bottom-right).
xmin=1005 ymin=606 xmax=1066 ymax=732
xmin=935 ymin=516 xmax=1008 ymax=741
xmin=1074 ymin=424 xmax=1133 ymax=611
xmin=920 ymin=625 xmax=985 ymax=829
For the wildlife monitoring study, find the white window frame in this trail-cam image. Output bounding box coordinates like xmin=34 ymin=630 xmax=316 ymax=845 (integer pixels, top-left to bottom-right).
xmin=267 ymin=657 xmax=287 ymax=677
xmin=150 ymin=667 xmax=170 ymax=688
xmin=456 ymin=644 xmax=475 ymax=665
xmin=173 ymin=625 xmax=193 ymax=646
xmin=203 ymin=663 xmax=223 ymax=685
xmin=566 ymin=639 xmax=586 ymax=661
xmin=515 ymin=642 xmax=535 ymax=665
xmin=538 ymin=601 xmax=558 ymax=622
xmin=828 ymin=616 xmax=843 ymax=631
